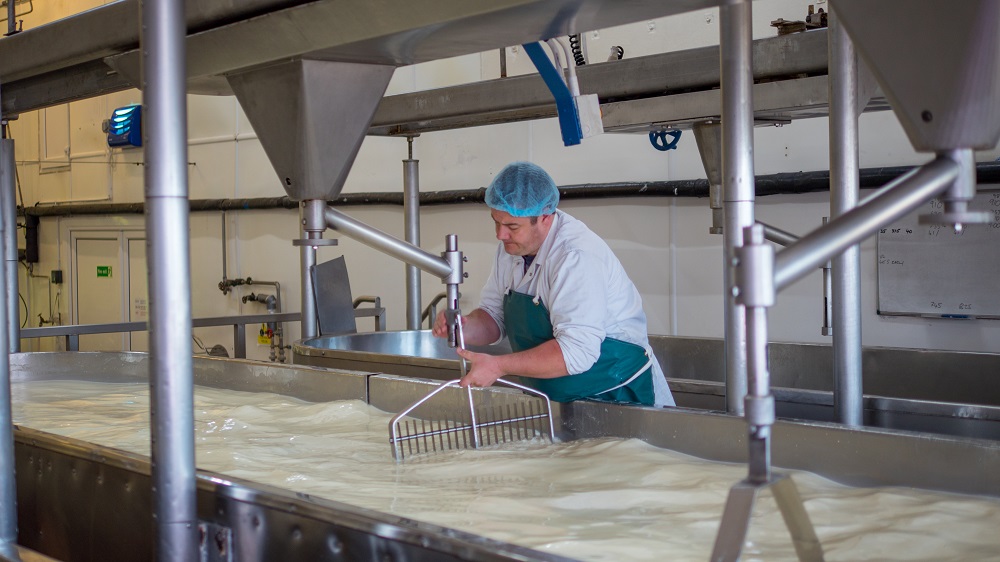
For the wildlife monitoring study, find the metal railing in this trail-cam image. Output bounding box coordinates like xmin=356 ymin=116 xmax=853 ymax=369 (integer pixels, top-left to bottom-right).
xmin=20 ymin=306 xmax=386 ymax=359
xmin=420 ymin=292 xmax=448 ymax=329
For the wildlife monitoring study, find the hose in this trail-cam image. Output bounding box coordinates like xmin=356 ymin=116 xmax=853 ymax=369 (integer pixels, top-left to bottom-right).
xmin=569 ymin=34 xmax=586 ymax=66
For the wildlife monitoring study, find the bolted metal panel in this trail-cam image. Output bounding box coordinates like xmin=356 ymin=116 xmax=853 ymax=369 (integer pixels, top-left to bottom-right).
xmin=834 ymin=0 xmax=1000 ymax=151
xmin=227 ymin=59 xmax=394 ymax=201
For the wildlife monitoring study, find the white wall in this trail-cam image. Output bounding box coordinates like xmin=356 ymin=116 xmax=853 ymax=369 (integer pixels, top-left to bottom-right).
xmin=10 ymin=1 xmax=1000 ymax=360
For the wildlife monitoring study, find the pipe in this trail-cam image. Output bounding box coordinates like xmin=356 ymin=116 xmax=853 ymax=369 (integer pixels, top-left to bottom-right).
xmin=821 ymin=217 xmax=833 ymax=337
xmin=246 ymin=279 xmax=281 ymax=315
xmin=758 ymin=220 xmax=834 ymax=338
xmin=403 ymin=140 xmax=421 ymax=330
xmin=6 ymin=0 xmax=13 ymax=35
xmin=220 ymin=212 xmax=228 ymax=285
xmin=1 ymin=139 xmax=17 ymax=352
xmin=324 ymin=207 xmax=451 ymax=279
xmin=828 ymin=10 xmax=863 ymax=427
xmin=18 ymin=162 xmax=1000 ymax=218
xmin=142 ymin=0 xmax=198 ymax=557
xmin=734 ymin=223 xmax=776 ymax=485
xmin=775 ymin=155 xmax=960 ymax=292
xmin=0 ymin=81 xmax=17 ymax=555
xmin=759 ymin=222 xmax=799 ymax=248
xmin=299 ymin=200 xmax=325 ymax=340
xmin=720 ymin=0 xmax=755 ymax=416
xmin=245 ymin=279 xmax=283 ymax=362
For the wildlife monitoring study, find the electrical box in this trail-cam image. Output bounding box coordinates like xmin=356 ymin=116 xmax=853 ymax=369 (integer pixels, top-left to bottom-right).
xmin=106 ymin=105 xmax=142 ymax=148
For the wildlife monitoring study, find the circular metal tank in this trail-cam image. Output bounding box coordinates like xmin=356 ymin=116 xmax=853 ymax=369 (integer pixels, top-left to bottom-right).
xmin=293 ymin=330 xmax=510 ymax=380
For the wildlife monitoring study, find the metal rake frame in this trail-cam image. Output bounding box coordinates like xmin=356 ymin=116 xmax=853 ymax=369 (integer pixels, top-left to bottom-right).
xmin=389 ymin=378 xmax=556 ymax=461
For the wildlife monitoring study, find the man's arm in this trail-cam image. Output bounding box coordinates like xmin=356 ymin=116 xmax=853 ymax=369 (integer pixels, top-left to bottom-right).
xmin=457 ymin=339 xmax=568 ymax=388
xmin=432 ymin=307 xmax=501 ymax=347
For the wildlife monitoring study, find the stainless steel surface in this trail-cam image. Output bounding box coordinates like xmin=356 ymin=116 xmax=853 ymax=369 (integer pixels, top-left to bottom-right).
xmin=693 ymin=122 xmax=724 ymax=235
xmin=1 ymin=140 xmax=17 ymax=353
xmin=295 ymin=330 xmax=508 ymax=380
xmin=227 ymin=59 xmax=394 ymax=202
xmin=775 ymin=155 xmax=959 ymax=291
xmin=834 ymin=0 xmax=1000 ymax=152
xmin=719 ymin=0 xmax=754 ymax=416
xmin=403 ymin=157 xmax=421 ymax=330
xmin=711 ymin=476 xmax=824 ymax=562
xmin=602 ymin=74 xmax=888 ymax=134
xmin=324 ymin=207 xmax=452 ymax=279
xmin=389 ymin=378 xmax=554 ymax=461
xmin=1 ymin=2 xmax=819 ymax=118
xmin=142 ymin=0 xmax=198 ymax=556
xmin=828 ymin=10 xmax=863 ymax=427
xmin=103 ymin=0 xmax=734 ymax=94
xmin=297 ymin=331 xmax=1000 ymax=440
xmin=372 ymin=29 xmax=833 ymax=136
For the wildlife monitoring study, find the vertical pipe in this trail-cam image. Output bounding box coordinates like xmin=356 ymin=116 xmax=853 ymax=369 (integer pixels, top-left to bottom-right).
xmin=820 ymin=217 xmax=833 ymax=336
xmin=745 ymin=305 xmax=771 ymax=483
xmin=300 ymin=200 xmax=324 ymax=339
xmin=719 ymin=0 xmax=755 ymax=415
xmin=0 ymin=139 xmax=17 ymax=352
xmin=220 ymin=211 xmax=228 ymax=282
xmin=445 ymin=234 xmax=461 ymax=348
xmin=5 ymin=0 xmax=13 ymax=35
xmin=0 ymin=83 xmax=16 ymax=551
xmin=141 ymin=0 xmax=198 ymax=557
xmin=403 ymin=138 xmax=422 ymax=330
xmin=828 ymin=9 xmax=863 ymax=427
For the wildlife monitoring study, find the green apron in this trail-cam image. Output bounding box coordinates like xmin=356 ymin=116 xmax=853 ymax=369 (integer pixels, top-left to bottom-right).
xmin=502 ymin=290 xmax=655 ymax=406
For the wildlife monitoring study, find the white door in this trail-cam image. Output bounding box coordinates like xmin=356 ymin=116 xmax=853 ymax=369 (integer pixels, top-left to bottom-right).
xmin=72 ymin=230 xmax=147 ymax=351
xmin=127 ymin=236 xmax=149 ymax=351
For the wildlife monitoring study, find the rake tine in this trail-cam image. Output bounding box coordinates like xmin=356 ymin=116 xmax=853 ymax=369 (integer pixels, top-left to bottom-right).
xmin=536 ymin=400 xmax=544 ymax=437
xmin=528 ymin=402 xmax=538 ymax=438
xmin=447 ymin=414 xmax=455 ymax=450
xmin=406 ymin=420 xmax=413 ymax=458
xmin=468 ymin=386 xmax=481 ymax=449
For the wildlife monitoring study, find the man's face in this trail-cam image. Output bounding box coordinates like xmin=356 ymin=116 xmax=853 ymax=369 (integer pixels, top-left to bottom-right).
xmin=491 ymin=209 xmax=553 ymax=257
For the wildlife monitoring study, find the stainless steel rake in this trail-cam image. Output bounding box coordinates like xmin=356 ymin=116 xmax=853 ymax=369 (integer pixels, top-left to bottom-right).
xmin=388 ymin=377 xmax=556 ymax=461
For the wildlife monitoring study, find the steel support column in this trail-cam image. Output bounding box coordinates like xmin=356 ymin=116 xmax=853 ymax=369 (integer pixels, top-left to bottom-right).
xmin=403 ymin=139 xmax=422 ymax=330
xmin=0 ymin=139 xmax=17 ymax=353
xmin=828 ymin=10 xmax=863 ymax=426
xmin=0 ymin=83 xmax=17 ymax=557
xmin=720 ymin=0 xmax=755 ymax=415
xmin=141 ymin=0 xmax=198 ymax=557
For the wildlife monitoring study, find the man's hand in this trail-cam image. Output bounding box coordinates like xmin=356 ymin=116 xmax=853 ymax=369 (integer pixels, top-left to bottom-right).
xmin=431 ymin=310 xmax=463 ymax=339
xmin=456 ymin=347 xmax=505 ymax=388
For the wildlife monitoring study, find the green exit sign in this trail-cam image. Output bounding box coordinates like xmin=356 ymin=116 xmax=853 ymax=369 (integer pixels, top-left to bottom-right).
xmin=97 ymin=266 xmax=112 ymax=278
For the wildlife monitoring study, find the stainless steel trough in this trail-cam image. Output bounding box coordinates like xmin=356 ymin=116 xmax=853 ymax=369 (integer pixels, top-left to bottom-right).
xmin=295 ymin=331 xmax=1000 ymax=441
xmin=9 ymin=351 xmax=1000 ymax=561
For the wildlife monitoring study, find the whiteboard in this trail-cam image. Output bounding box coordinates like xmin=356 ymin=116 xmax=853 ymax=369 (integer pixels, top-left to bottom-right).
xmin=876 ymin=189 xmax=1000 ymax=319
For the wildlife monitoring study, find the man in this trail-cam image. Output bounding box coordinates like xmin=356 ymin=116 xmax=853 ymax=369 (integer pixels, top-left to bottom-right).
xmin=432 ymin=161 xmax=675 ymax=407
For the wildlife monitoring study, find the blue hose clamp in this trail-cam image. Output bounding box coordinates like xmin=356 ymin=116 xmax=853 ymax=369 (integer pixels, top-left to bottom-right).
xmin=649 ymin=129 xmax=682 ymax=151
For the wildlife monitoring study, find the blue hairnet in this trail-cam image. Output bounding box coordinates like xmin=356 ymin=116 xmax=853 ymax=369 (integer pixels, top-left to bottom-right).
xmin=485 ymin=162 xmax=559 ymax=217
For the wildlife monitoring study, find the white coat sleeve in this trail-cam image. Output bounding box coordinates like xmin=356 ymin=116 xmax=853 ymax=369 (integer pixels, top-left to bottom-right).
xmin=545 ymin=249 xmax=608 ymax=374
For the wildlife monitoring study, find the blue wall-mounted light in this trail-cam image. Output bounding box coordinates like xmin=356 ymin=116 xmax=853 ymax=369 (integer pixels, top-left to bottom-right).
xmin=107 ymin=104 xmax=142 ymax=148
